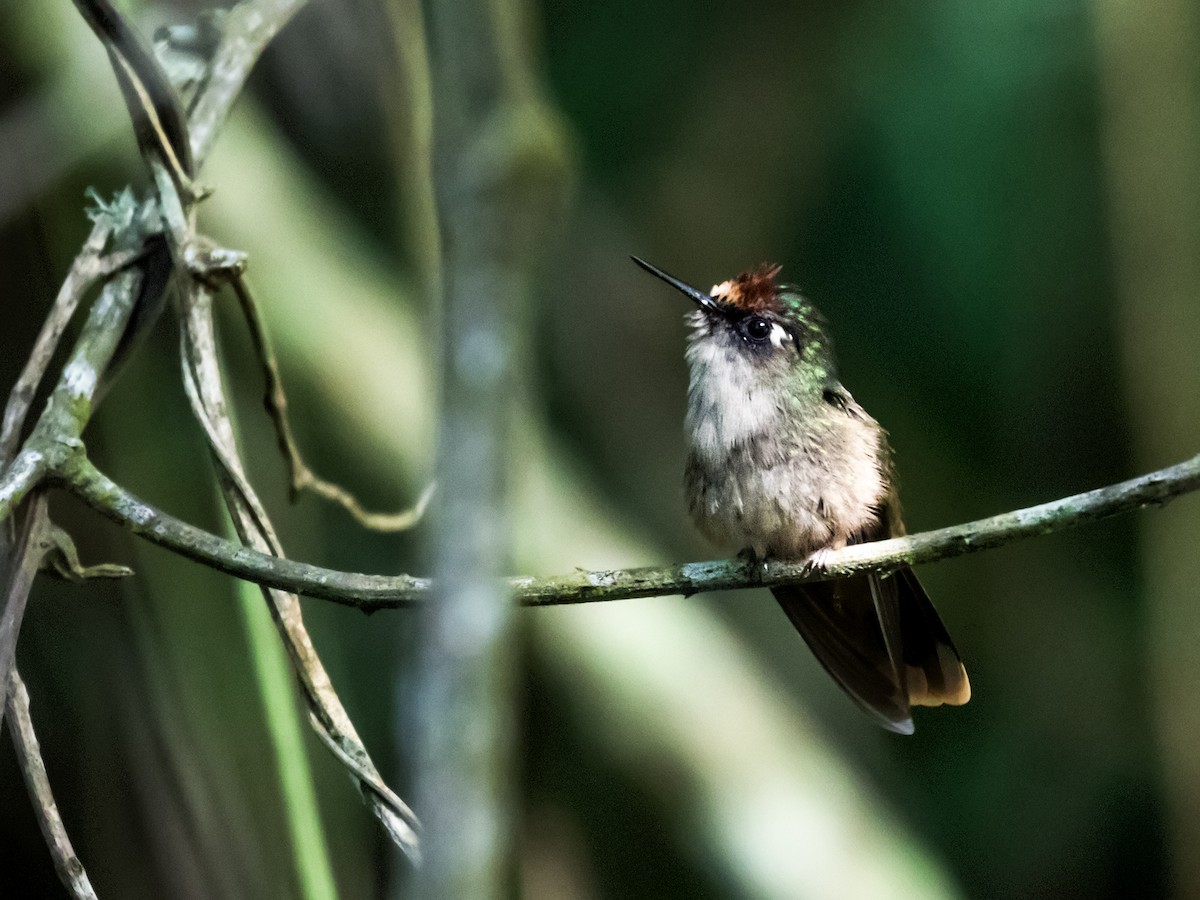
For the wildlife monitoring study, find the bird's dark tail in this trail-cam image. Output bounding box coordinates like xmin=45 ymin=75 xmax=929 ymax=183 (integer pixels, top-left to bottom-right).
xmin=772 ymin=567 xmax=969 ymax=734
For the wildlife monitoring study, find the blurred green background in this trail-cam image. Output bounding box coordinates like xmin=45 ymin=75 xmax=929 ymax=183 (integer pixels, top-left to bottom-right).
xmin=2 ymin=0 xmax=1199 ymax=897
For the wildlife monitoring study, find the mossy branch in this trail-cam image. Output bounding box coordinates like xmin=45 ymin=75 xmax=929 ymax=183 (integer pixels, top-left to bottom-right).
xmin=59 ymin=451 xmax=1200 ymax=610
xmin=0 ymin=2 xmax=309 ymax=896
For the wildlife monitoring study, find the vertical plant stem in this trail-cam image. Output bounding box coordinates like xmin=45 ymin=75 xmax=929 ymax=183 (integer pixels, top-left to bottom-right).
xmin=236 ymin=572 xmax=338 ymax=900
xmin=412 ymin=0 xmax=569 ymax=891
xmin=412 ymin=93 xmax=520 ymax=900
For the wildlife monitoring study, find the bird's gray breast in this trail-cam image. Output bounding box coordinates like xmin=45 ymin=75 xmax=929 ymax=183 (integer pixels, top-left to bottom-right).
xmin=684 ymin=343 xmax=887 ymax=557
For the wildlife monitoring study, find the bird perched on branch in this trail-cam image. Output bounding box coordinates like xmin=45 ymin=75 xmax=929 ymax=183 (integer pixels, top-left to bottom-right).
xmin=634 ymin=256 xmax=970 ymax=733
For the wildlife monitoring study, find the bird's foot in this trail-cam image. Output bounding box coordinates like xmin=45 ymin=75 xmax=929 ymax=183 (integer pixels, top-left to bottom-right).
xmin=800 ymin=547 xmax=835 ymax=577
xmin=737 ymin=547 xmax=772 ymax=578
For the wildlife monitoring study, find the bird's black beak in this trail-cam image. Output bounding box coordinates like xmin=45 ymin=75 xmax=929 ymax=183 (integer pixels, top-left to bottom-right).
xmin=631 ymin=256 xmax=724 ymax=315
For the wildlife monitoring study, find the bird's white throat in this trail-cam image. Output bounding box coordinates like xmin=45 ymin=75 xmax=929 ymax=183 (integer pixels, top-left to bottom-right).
xmin=684 ymin=337 xmax=782 ymax=465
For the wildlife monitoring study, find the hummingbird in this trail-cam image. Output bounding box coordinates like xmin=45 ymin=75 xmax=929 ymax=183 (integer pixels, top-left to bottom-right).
xmin=633 ymin=256 xmax=970 ymax=733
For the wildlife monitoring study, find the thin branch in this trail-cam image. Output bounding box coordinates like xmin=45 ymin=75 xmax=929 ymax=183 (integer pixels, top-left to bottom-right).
xmin=0 ymin=221 xmax=109 ymax=465
xmin=7 ymin=671 xmax=98 ymax=900
xmin=48 ymin=0 xmax=422 ymax=862
xmin=61 ymin=451 xmax=1200 ymax=610
xmin=0 ymin=252 xmax=145 ymax=898
xmin=1 ymin=497 xmax=97 ymax=900
xmin=0 ymin=223 xmax=137 ymax=522
xmin=186 ymin=0 xmax=306 ymax=166
xmin=136 ymin=0 xmax=422 ymax=851
xmin=0 ymin=495 xmax=51 ymax=731
xmin=0 ymin=237 xmax=145 ymax=529
xmin=71 ymin=0 xmax=196 ymax=191
xmin=0 ymin=135 xmax=133 ymax=900
xmin=41 ymin=522 xmax=134 ymax=582
xmin=180 ymin=273 xmax=421 ymax=857
xmin=0 ymin=248 xmax=145 ymax=523
xmin=229 ymin=276 xmax=435 ymax=531
xmin=0 ymin=0 xmax=298 ymax=675
xmin=0 ymin=3 xmax=311 ymax=895
xmin=0 ymin=449 xmax=50 ymax=526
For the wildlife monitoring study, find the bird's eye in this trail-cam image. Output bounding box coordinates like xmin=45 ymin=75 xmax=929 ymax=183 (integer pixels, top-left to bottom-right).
xmin=742 ymin=316 xmax=772 ymax=343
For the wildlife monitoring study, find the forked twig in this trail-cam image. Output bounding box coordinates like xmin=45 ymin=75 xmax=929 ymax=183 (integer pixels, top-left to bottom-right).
xmin=0 ymin=496 xmax=51 ymax=732
xmin=229 ymin=276 xmax=435 ymax=530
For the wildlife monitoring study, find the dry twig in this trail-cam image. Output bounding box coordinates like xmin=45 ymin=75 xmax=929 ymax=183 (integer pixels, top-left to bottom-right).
xmin=229 ymin=276 xmax=435 ymax=530
xmin=7 ymin=671 xmax=98 ymax=900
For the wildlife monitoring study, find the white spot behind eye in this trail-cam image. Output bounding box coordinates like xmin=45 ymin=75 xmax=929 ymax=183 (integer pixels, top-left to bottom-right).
xmin=769 ymin=323 xmax=790 ymax=348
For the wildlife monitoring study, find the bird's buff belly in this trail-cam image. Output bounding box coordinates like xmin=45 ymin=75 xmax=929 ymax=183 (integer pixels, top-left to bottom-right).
xmin=685 ymin=455 xmax=836 ymax=558
xmin=685 ymin=445 xmax=885 ymax=559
